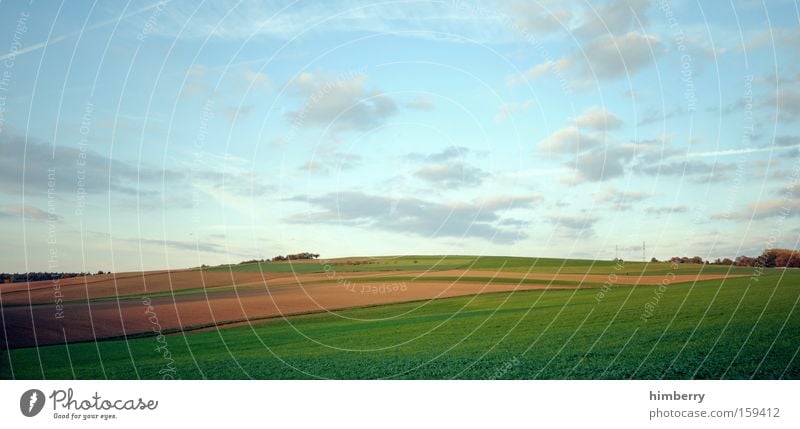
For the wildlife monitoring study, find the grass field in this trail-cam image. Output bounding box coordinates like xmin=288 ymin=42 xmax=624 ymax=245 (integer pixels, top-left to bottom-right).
xmin=207 ymin=255 xmax=759 ymax=275
xmin=2 ymin=256 xmax=797 ymax=380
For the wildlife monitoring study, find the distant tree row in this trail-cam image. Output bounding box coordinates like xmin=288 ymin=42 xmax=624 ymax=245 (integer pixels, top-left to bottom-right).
xmin=236 ymin=252 xmax=321 ymax=265
xmin=651 ymin=249 xmax=799 ymax=268
xmin=1 ymin=271 xmax=109 ymax=284
xmin=270 ymin=252 xmax=320 ymax=261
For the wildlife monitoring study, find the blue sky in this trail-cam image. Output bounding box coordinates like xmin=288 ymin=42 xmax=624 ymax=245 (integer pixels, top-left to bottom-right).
xmin=1 ymin=0 xmax=799 ymax=272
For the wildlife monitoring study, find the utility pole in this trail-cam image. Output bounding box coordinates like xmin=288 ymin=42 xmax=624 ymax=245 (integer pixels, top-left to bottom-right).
xmin=615 ymin=245 xmax=618 ymax=260
xmin=643 ymin=241 xmax=646 ymax=262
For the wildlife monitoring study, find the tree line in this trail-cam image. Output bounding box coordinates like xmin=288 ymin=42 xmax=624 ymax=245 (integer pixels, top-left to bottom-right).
xmin=237 ymin=252 xmax=321 ymax=264
xmin=1 ymin=271 xmax=109 ymax=284
xmin=652 ymin=248 xmax=799 ymax=268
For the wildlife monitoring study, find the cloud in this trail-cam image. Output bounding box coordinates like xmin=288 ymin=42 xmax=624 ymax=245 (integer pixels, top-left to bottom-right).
xmin=135 ymin=237 xmax=229 ymax=254
xmin=285 ymin=72 xmax=397 ymax=134
xmin=297 ymin=151 xmax=362 ymax=174
xmin=572 ymin=0 xmax=651 ymax=39
xmin=548 ymin=215 xmax=599 ymax=237
xmin=123 ymin=1 xmax=523 ymax=44
xmin=180 ymin=64 xmax=211 ymax=98
xmin=594 ymin=186 xmax=649 ymax=210
xmin=563 ymin=146 xmax=632 ymax=183
xmin=299 ymin=160 xmax=326 ymax=173
xmin=539 ymin=129 xmax=666 ymax=184
xmin=512 ymin=31 xmax=662 ymax=87
xmin=549 ymin=215 xmax=599 ymax=229
xmin=287 ymin=191 xmax=541 ymax=244
xmin=764 ymin=87 xmax=800 ymax=120
xmin=683 ymin=145 xmax=800 ymax=159
xmin=242 ymin=69 xmax=270 ymax=88
xmin=403 ymin=146 xmax=489 ymax=188
xmin=775 ymin=135 xmax=800 ymax=147
xmin=497 ymin=218 xmax=530 ymax=227
xmin=405 ymin=96 xmax=434 ymax=111
xmin=636 ymin=159 xmax=737 ymax=183
xmin=572 ymin=106 xmax=622 ymax=130
xmin=0 ymin=133 xmax=183 ymax=196
xmin=507 ymin=58 xmax=572 ymax=86
xmin=558 ymin=136 xmax=690 ymax=185
xmin=581 ymin=32 xmax=662 ymax=80
xmin=504 ymin=0 xmax=650 ymax=40
xmin=495 ymin=99 xmax=535 ymax=123
xmin=405 ymin=146 xmax=471 ymax=163
xmin=0 ymin=1 xmax=169 ymax=62
xmin=503 ymin=1 xmax=572 ymax=36
xmin=87 ymin=231 xmax=231 ymax=255
xmin=777 ymin=182 xmax=800 ymax=197
xmin=740 ymin=25 xmax=800 ymax=55
xmin=712 ymin=199 xmax=800 ymax=221
xmin=538 ymin=126 xmax=604 ymax=154
xmin=223 ymin=105 xmax=255 ymax=122
xmin=644 ymin=205 xmax=688 ymax=215
xmin=414 ymin=162 xmax=488 ymax=189
xmin=185 ymin=151 xmax=274 ymax=198
xmin=0 ymin=204 xmax=60 ymax=222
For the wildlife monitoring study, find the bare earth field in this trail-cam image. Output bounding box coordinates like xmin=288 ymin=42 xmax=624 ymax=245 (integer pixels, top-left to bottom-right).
xmin=0 ymin=261 xmax=742 ymax=349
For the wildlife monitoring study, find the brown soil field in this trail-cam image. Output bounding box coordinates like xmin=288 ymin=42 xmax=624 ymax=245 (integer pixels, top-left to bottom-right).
xmin=1 ymin=271 xmax=274 ymax=306
xmin=0 ymin=269 xmax=741 ymax=349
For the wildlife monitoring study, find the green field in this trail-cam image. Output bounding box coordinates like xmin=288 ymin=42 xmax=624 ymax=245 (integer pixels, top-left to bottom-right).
xmin=2 ymin=256 xmax=798 ymax=380
xmin=206 ymin=254 xmax=758 ymax=275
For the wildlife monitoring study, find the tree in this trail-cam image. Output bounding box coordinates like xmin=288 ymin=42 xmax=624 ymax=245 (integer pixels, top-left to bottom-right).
xmin=763 ymin=249 xmax=800 ymax=268
xmin=270 ymin=252 xmax=320 ymax=262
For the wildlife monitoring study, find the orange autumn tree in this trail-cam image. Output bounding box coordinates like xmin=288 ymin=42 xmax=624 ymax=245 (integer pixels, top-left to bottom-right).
xmin=761 ymin=249 xmax=800 ymax=268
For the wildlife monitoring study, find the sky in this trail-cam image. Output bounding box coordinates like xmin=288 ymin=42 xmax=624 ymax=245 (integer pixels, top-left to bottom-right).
xmin=0 ymin=0 xmax=799 ymax=273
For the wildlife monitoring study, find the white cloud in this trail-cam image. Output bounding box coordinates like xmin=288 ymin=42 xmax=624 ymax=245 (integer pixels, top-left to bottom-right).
xmin=405 ymin=96 xmax=435 ymax=111
xmin=594 ymin=186 xmax=649 ymax=210
xmin=739 ymin=25 xmax=800 ymax=54
xmin=223 ymin=105 xmax=255 ymax=122
xmin=573 ymin=0 xmax=651 ymax=39
xmin=507 ymin=58 xmax=572 ymax=86
xmin=512 ymin=31 xmax=662 ymax=87
xmin=414 ymin=162 xmax=488 ymax=189
xmin=123 ymin=1 xmax=520 ymax=44
xmin=288 ymin=191 xmax=542 ymax=244
xmin=712 ymin=199 xmax=800 ymax=221
xmin=405 ymin=146 xmax=471 ymax=163
xmin=564 ymin=147 xmax=628 ymax=183
xmin=503 ymin=0 xmax=572 ymax=35
xmin=538 ymin=126 xmax=604 ymax=154
xmin=581 ymin=31 xmax=662 ymax=80
xmin=572 ymin=106 xmax=622 ymax=130
xmin=644 ymin=205 xmax=688 ymax=216
xmin=180 ymin=64 xmax=210 ymax=98
xmin=242 ymin=69 xmax=271 ymax=89
xmin=285 ymin=72 xmax=397 ymax=134
xmin=766 ymin=87 xmax=800 ymax=120
xmin=0 ymin=1 xmax=169 ymax=62
xmin=298 ymin=150 xmax=362 ymax=174
xmin=0 ymin=204 xmax=60 ymax=222
xmin=548 ymin=215 xmax=600 ymax=237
